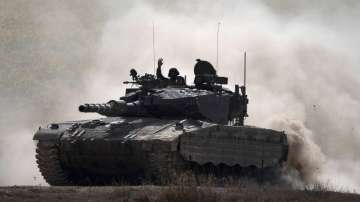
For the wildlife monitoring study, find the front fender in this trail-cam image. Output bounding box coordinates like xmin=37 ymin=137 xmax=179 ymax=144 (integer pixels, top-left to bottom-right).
xmin=33 ymin=124 xmax=68 ymax=143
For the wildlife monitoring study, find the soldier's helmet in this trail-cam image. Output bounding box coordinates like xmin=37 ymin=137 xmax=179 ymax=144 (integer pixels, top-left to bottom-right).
xmin=168 ymin=67 xmax=180 ymax=78
xmin=130 ymin=69 xmax=137 ymax=77
xmin=130 ymin=69 xmax=138 ymax=80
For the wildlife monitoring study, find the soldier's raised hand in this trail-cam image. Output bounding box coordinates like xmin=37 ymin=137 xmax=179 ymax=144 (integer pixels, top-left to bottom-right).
xmin=158 ymin=58 xmax=163 ymax=68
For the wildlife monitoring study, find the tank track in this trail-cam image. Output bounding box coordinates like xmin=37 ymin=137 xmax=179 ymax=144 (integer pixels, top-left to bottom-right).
xmin=36 ymin=141 xmax=73 ymax=186
xmin=36 ymin=141 xmax=280 ymax=185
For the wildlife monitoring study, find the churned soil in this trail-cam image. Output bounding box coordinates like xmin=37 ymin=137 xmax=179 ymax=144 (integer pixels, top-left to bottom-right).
xmin=0 ymin=185 xmax=359 ymax=202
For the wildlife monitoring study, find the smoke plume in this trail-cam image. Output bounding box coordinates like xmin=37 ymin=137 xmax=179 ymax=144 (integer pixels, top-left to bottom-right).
xmin=0 ymin=0 xmax=359 ymax=191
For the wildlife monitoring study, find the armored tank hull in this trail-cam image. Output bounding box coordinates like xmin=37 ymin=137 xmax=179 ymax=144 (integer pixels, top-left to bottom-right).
xmin=34 ymin=117 xmax=288 ymax=185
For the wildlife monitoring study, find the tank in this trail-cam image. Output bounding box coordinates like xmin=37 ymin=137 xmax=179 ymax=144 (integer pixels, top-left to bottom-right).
xmin=33 ymin=59 xmax=288 ymax=185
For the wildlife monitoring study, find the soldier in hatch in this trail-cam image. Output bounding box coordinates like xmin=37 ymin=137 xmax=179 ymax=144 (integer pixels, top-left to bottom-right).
xmin=156 ymin=58 xmax=186 ymax=86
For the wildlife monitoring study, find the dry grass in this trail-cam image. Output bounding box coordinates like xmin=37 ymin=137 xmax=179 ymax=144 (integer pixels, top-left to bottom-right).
xmin=0 ymin=184 xmax=359 ymax=202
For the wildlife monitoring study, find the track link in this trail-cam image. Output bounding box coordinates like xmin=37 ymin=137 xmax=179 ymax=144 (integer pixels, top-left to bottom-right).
xmin=36 ymin=141 xmax=73 ymax=186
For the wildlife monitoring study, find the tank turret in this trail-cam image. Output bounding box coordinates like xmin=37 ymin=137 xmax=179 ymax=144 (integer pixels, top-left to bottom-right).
xmin=78 ymin=59 xmax=249 ymax=125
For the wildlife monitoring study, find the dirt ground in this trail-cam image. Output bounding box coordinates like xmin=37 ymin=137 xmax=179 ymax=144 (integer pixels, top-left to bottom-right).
xmin=0 ymin=185 xmax=359 ymax=202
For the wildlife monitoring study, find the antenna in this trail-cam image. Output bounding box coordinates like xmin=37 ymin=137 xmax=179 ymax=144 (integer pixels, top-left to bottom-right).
xmin=216 ymin=22 xmax=221 ymax=69
xmin=243 ymin=51 xmax=247 ymax=87
xmin=152 ymin=22 xmax=156 ymax=74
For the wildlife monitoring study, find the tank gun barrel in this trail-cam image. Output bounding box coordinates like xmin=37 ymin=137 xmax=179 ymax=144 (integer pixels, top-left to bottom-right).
xmin=79 ymin=100 xmax=148 ymax=117
xmin=79 ymin=103 xmax=113 ymax=114
xmin=79 ymin=100 xmax=126 ymax=116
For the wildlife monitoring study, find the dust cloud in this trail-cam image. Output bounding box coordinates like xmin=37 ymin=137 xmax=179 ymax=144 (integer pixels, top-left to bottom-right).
xmin=1 ymin=0 xmax=359 ymax=191
xmin=0 ymin=0 xmax=110 ymax=185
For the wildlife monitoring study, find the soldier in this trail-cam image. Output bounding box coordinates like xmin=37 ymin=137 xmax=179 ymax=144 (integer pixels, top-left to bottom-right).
xmin=156 ymin=58 xmax=185 ymax=86
xmin=129 ymin=68 xmax=138 ymax=81
xmin=194 ymin=59 xmax=217 ymax=76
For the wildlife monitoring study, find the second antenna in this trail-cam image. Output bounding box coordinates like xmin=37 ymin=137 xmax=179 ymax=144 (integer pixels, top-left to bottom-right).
xmin=216 ymin=22 xmax=221 ymax=69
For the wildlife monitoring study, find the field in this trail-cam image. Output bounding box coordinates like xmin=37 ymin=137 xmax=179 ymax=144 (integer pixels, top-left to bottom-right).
xmin=1 ymin=184 xmax=359 ymax=202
